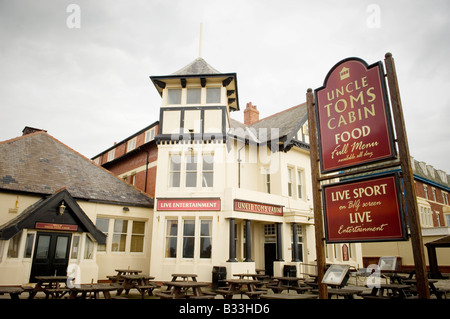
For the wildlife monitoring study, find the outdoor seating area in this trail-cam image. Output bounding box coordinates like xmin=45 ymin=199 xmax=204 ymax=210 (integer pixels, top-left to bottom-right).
xmin=1 ymin=262 xmax=449 ymax=300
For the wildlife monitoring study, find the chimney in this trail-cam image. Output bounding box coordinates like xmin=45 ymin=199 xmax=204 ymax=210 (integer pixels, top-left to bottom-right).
xmin=22 ymin=126 xmax=47 ymax=136
xmin=244 ymin=102 xmax=259 ymax=125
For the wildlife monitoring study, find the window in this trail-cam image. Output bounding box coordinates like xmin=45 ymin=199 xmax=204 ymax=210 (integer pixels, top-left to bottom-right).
xmin=96 ymin=218 xmax=109 ymax=252
xmin=167 ymin=88 xmax=182 ymax=104
xmin=131 ymin=221 xmax=145 ymax=252
xmin=24 ymin=233 xmax=34 ymax=258
xmin=112 ymin=219 xmax=128 ymax=252
xmin=200 ymin=220 xmax=212 ymax=258
xmin=186 ymin=154 xmax=197 ymax=187
xmin=169 ymin=154 xmax=181 ymax=188
xmin=264 ymin=224 xmax=276 ymax=243
xmin=107 ymin=149 xmax=115 ymax=162
xmin=292 ymin=225 xmax=304 ymax=262
xmin=165 ymin=220 xmax=178 ymax=258
xmin=7 ymin=233 xmax=21 ymax=258
xmin=432 ymin=188 xmax=437 ymax=202
xmin=131 ymin=172 xmax=136 ymax=186
xmin=145 ymin=127 xmax=156 ymax=143
xmin=202 ymin=154 xmax=214 ymax=187
xmin=127 ymin=138 xmax=136 ymax=152
xmin=183 ymin=220 xmax=195 ymax=258
xmin=71 ymin=235 xmax=80 ymax=259
xmin=446 ymin=214 xmax=450 ymax=227
xmin=264 ymin=169 xmax=271 ymax=194
xmin=187 ymin=88 xmax=201 ymax=104
xmin=84 ymin=236 xmax=94 ymax=259
xmin=436 ymin=211 xmax=441 ymax=227
xmin=423 ymin=185 xmax=428 ymax=200
xmin=287 ymin=168 xmax=293 ymax=197
xmin=443 ymin=192 xmax=449 ymax=205
xmin=297 ymin=169 xmax=303 ymax=199
xmin=206 ymin=87 xmax=221 ymax=103
xmin=55 ymin=237 xmax=69 ymax=259
xmin=419 ymin=206 xmax=433 ymax=227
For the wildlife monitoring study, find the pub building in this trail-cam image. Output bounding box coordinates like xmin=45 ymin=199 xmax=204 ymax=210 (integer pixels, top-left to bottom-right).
xmin=0 ymin=57 xmax=364 ymax=286
xmin=147 ymin=57 xmax=363 ymax=281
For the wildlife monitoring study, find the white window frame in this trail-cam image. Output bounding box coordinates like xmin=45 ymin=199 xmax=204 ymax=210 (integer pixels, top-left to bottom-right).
xmin=127 ymin=138 xmax=137 ymax=152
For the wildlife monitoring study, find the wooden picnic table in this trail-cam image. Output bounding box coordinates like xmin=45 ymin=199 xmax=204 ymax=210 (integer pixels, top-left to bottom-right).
xmin=31 ymin=276 xmax=72 ymax=299
xmin=0 ymin=286 xmax=24 ymax=299
xmin=402 ymin=279 xmax=445 ymax=299
xmin=116 ymin=275 xmax=157 ymax=298
xmin=171 ymin=273 xmax=198 ymax=282
xmin=107 ymin=269 xmax=143 ymax=283
xmin=366 ymin=283 xmax=411 ymax=299
xmin=158 ymin=281 xmax=214 ymax=299
xmin=69 ymin=284 xmax=117 ymax=299
xmin=216 ymin=279 xmax=264 ymax=299
xmin=115 ymin=269 xmax=142 ymax=276
xmin=268 ymin=276 xmax=311 ymax=294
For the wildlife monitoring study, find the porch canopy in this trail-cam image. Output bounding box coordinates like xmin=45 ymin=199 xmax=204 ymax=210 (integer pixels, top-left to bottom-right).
xmin=425 ymin=235 xmax=450 ymax=279
xmin=0 ymin=188 xmax=106 ymax=244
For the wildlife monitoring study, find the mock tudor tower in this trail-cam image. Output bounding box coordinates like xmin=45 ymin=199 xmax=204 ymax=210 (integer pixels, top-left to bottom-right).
xmin=150 ymin=57 xmax=239 ymax=144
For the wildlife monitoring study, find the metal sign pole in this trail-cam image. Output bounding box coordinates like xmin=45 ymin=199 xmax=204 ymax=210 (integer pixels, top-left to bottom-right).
xmin=306 ymin=88 xmax=328 ymax=299
xmin=384 ymin=52 xmax=430 ymax=299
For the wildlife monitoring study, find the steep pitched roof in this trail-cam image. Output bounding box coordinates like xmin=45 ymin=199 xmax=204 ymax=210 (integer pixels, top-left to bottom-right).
xmin=0 ymin=131 xmax=153 ymax=207
xmin=171 ymin=57 xmax=221 ymax=76
xmin=228 ymin=103 xmax=309 ymax=151
xmin=0 ymin=188 xmax=107 ymax=243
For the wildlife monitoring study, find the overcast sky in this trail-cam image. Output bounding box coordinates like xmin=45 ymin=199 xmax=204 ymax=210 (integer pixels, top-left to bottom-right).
xmin=1 ymin=0 xmax=449 ymax=173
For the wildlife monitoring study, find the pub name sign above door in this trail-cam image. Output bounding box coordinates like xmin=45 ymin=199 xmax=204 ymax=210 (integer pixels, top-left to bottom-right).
xmin=314 ymin=58 xmax=396 ymax=173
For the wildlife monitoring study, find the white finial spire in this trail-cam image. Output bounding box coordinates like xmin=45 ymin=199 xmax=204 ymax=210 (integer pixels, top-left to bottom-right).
xmin=199 ymin=22 xmax=203 ymax=58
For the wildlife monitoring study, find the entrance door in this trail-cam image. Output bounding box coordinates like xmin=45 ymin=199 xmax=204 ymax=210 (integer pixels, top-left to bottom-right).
xmin=264 ymin=243 xmax=277 ymax=277
xmin=30 ymin=232 xmax=72 ymax=282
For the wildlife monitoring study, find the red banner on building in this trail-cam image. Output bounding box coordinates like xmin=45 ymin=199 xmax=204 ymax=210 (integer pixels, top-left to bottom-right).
xmin=322 ymin=173 xmax=406 ymax=243
xmin=314 ymin=58 xmax=395 ymax=173
xmin=157 ymin=198 xmax=221 ymax=211
xmin=234 ymin=199 xmax=283 ymax=216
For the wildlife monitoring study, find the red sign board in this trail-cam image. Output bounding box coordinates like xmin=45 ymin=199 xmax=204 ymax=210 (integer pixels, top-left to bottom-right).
xmin=35 ymin=222 xmax=78 ymax=232
xmin=234 ymin=199 xmax=283 ymax=216
xmin=322 ymin=173 xmax=406 ymax=243
xmin=157 ymin=198 xmax=221 ymax=211
xmin=314 ymin=58 xmax=395 ymax=173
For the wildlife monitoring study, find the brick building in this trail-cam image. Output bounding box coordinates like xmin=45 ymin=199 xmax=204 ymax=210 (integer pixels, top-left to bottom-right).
xmin=92 ymin=122 xmax=159 ymax=198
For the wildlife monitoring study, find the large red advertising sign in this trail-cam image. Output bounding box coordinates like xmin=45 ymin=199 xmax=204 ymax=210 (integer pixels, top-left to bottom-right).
xmin=314 ymin=58 xmax=395 ymax=173
xmin=157 ymin=198 xmax=221 ymax=211
xmin=322 ymin=174 xmax=406 ymax=243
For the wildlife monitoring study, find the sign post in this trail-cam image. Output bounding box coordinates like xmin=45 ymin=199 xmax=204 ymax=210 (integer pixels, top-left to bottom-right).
xmin=307 ymin=53 xmax=430 ymax=299
xmin=384 ymin=52 xmax=429 ymax=299
xmin=306 ymin=88 xmax=328 ymax=299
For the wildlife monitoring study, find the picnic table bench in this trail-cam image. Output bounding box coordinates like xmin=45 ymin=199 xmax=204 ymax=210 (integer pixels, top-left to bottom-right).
xmin=157 ymin=281 xmax=214 ymax=299
xmin=216 ymin=279 xmax=263 ymax=299
xmin=0 ymin=286 xmax=24 ymax=299
xmin=69 ymin=284 xmax=118 ymax=299
xmin=267 ymin=277 xmax=311 ymax=294
xmin=116 ymin=275 xmax=156 ymax=298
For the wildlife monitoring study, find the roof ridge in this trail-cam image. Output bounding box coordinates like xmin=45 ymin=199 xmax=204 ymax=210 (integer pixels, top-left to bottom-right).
xmin=0 ymin=130 xmax=46 ymax=146
xmin=249 ymin=102 xmax=307 ymax=126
